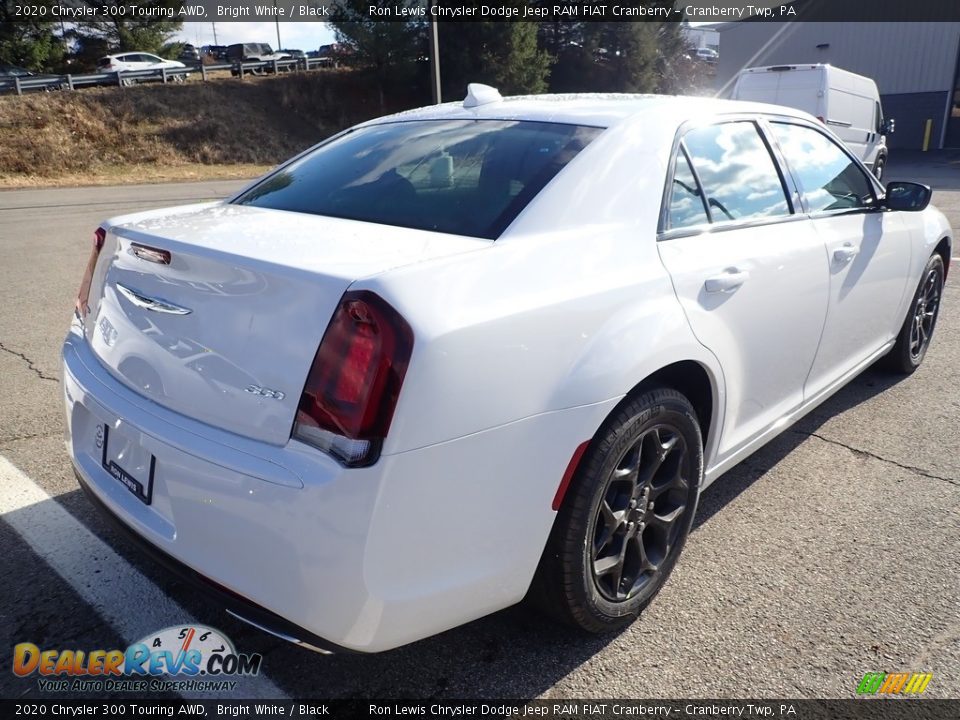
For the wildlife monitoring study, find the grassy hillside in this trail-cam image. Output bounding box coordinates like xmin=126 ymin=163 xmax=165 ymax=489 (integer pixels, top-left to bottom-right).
xmin=0 ymin=71 xmax=414 ymax=187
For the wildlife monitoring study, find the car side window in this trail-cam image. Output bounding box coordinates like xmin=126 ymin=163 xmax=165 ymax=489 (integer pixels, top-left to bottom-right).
xmin=770 ymin=122 xmax=875 ymax=213
xmin=667 ymin=148 xmax=709 ymax=229
xmin=682 ymin=122 xmax=791 ymax=224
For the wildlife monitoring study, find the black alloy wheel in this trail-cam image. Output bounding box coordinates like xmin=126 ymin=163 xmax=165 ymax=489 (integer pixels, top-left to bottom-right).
xmin=909 ymin=263 xmax=943 ymax=362
xmin=529 ymin=388 xmax=703 ymax=633
xmin=591 ymin=425 xmax=691 ymax=602
xmin=884 ymin=253 xmax=945 ymax=374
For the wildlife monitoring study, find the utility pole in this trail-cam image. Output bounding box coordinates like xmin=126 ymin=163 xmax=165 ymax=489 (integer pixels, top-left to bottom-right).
xmin=273 ymin=0 xmax=282 ymax=51
xmin=428 ymin=0 xmax=441 ymax=104
xmin=212 ymin=22 xmax=218 ymax=45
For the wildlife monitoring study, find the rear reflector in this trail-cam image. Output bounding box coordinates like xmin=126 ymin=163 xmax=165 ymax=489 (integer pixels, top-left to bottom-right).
xmin=552 ymin=440 xmax=591 ymax=511
xmin=76 ymin=227 xmax=106 ymax=319
xmin=293 ymin=290 xmax=413 ymax=467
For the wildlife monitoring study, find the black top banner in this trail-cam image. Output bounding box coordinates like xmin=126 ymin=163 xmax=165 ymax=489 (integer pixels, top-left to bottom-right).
xmin=6 ymin=0 xmax=960 ymax=23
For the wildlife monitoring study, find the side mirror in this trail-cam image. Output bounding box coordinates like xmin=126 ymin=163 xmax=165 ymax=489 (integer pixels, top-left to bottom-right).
xmin=881 ymin=118 xmax=895 ymax=134
xmin=884 ymin=181 xmax=931 ymax=212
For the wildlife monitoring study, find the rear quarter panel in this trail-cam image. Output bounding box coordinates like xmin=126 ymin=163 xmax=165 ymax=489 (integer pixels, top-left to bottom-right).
xmin=361 ymin=116 xmax=724 ymax=462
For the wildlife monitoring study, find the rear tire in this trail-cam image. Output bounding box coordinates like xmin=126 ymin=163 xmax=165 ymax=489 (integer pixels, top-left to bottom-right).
xmin=529 ymin=388 xmax=703 ymax=633
xmin=882 ymin=253 xmax=945 ymax=374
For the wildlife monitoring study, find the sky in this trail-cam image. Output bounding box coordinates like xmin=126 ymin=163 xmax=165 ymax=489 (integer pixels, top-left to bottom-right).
xmin=175 ymin=21 xmax=336 ymax=51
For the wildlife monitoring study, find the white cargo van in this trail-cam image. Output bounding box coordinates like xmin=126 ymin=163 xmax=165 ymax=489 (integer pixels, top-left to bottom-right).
xmin=731 ymin=64 xmax=894 ymax=179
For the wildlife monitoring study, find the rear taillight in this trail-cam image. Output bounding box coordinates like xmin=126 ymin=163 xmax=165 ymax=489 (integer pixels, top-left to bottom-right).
xmin=293 ymin=290 xmax=413 ymax=467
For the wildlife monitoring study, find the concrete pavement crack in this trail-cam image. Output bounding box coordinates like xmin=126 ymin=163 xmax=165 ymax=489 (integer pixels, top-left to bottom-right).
xmin=793 ymin=429 xmax=960 ymax=487
xmin=0 ymin=341 xmax=59 ymax=382
xmin=0 ymin=431 xmax=61 ymax=446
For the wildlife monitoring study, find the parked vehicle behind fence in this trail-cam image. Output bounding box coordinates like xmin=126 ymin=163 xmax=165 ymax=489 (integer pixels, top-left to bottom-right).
xmin=227 ymin=43 xmax=291 ymax=75
xmin=178 ymin=44 xmax=201 ymax=64
xmin=0 ymin=63 xmax=63 ymax=91
xmin=96 ymin=53 xmax=187 ymax=85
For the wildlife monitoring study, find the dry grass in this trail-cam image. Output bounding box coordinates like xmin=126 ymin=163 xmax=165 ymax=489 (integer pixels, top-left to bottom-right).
xmin=0 ymin=70 xmax=396 ymax=188
xmin=0 ymin=162 xmax=274 ymax=189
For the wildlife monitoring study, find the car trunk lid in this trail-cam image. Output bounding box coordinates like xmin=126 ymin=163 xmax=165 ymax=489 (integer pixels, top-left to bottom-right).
xmin=85 ymin=203 xmax=486 ymax=445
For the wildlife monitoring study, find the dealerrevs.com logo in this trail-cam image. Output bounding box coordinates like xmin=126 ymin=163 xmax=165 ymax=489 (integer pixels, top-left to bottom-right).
xmin=12 ymin=625 xmax=263 ymax=693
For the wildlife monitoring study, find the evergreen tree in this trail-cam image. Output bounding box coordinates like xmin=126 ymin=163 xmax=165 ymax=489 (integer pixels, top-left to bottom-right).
xmin=329 ymin=0 xmax=427 ymax=109
xmin=71 ymin=1 xmax=183 ymax=56
xmin=439 ymin=21 xmax=551 ymax=100
xmin=0 ymin=2 xmax=65 ymax=71
xmin=543 ymin=3 xmax=702 ymax=95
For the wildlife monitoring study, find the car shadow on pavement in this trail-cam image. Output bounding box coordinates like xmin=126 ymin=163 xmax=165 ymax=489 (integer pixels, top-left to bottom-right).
xmin=692 ymin=365 xmax=905 ymax=532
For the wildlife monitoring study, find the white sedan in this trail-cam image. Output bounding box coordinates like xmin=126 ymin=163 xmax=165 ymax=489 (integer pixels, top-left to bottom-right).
xmin=63 ymin=86 xmax=951 ymax=653
xmin=96 ymin=53 xmax=187 ymax=83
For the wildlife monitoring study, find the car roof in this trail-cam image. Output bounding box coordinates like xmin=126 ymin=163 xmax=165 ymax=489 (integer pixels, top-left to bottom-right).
xmin=366 ymin=93 xmax=816 ymax=130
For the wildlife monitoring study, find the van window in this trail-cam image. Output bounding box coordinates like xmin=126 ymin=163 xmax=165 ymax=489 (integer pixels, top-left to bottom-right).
xmin=667 ymin=148 xmax=709 ymax=229
xmin=770 ymin=123 xmax=874 ymax=213
xmin=682 ymin=122 xmax=791 ymax=224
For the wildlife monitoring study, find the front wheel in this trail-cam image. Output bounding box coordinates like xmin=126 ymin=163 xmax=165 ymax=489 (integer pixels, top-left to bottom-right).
xmin=883 ymin=253 xmax=945 ymax=373
xmin=529 ymin=388 xmax=703 ymax=633
xmin=873 ymin=154 xmax=886 ymax=181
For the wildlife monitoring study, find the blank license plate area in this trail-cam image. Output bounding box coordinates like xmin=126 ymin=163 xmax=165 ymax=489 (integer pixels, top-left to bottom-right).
xmin=99 ymin=424 xmax=155 ymax=505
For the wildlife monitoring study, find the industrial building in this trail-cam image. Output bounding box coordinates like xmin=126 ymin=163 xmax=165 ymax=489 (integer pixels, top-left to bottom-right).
xmin=714 ymin=22 xmax=960 ymax=150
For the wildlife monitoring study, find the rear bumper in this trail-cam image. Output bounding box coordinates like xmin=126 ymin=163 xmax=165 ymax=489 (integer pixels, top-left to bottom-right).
xmin=74 ymin=466 xmax=351 ymax=654
xmin=63 ymin=324 xmax=617 ymax=652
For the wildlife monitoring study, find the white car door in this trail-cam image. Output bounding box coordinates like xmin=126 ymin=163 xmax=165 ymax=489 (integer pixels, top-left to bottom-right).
xmin=141 ymin=54 xmax=166 ymax=69
xmin=767 ymin=121 xmax=913 ymax=397
xmin=657 ymin=119 xmax=830 ymax=460
xmin=124 ymin=54 xmax=148 ymax=71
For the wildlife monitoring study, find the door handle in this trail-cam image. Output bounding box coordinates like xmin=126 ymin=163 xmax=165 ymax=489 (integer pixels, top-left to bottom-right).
xmin=704 ymin=269 xmax=749 ymax=294
xmin=833 ymin=243 xmax=859 ymax=264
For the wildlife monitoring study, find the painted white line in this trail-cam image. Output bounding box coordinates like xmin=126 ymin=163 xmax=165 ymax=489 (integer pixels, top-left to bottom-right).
xmin=0 ymin=454 xmax=289 ymax=700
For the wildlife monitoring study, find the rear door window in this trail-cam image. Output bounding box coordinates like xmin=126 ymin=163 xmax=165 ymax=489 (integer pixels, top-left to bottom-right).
xmin=681 ymin=121 xmax=791 ymax=224
xmin=234 ymin=119 xmax=602 ymax=240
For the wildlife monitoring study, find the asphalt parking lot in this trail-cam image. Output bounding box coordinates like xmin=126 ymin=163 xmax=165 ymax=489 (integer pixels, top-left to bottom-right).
xmin=0 ymin=156 xmax=957 ymax=700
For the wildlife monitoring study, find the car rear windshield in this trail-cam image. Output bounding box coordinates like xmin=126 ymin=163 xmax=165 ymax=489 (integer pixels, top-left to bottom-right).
xmin=233 ymin=119 xmax=603 ymax=239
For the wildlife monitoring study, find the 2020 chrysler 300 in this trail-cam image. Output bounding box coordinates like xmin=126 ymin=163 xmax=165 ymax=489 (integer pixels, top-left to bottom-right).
xmin=63 ymin=86 xmax=951 ymax=653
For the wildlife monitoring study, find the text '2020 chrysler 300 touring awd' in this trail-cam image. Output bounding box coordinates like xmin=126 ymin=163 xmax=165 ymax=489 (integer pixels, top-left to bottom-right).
xmin=64 ymin=85 xmax=952 ymax=653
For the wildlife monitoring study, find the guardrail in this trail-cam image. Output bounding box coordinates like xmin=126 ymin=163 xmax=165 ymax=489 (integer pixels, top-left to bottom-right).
xmin=0 ymin=57 xmax=335 ymax=95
